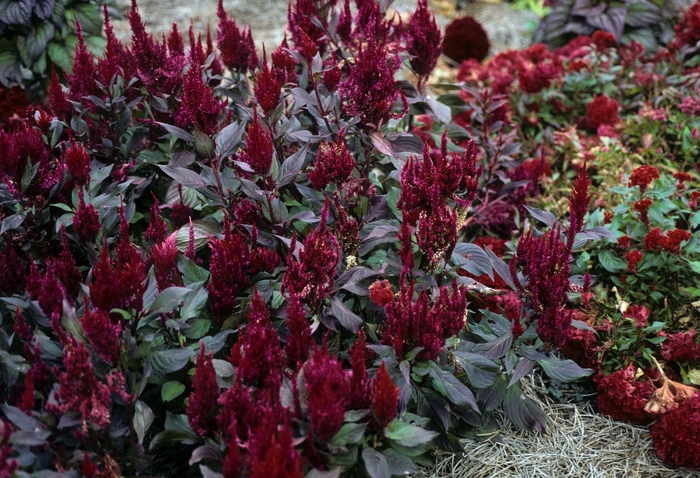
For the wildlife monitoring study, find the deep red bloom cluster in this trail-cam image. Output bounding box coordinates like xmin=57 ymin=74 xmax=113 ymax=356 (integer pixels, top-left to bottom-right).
xmin=27 ymin=260 xmax=66 ymax=317
xmin=561 ymin=324 xmax=599 ymax=370
xmin=176 ymin=56 xmax=225 ymax=135
xmin=151 ymin=235 xmax=180 ymax=290
xmin=144 ymin=197 xmax=168 ymax=245
xmin=382 ymin=280 xmax=468 ymax=361
xmin=644 ymin=227 xmax=691 ymax=253
xmin=187 ymin=347 xmax=220 ymax=435
xmin=0 ymin=244 xmax=26 ymax=296
xmin=651 ymin=392 xmax=700 ymax=470
xmin=633 ymin=198 xmax=652 ymax=225
xmin=372 ymin=361 xmax=399 ymax=429
xmin=308 ymin=131 xmax=355 ymax=189
xmin=47 ymin=67 xmax=73 ymax=121
xmin=287 ymin=0 xmax=332 ymax=55
xmin=513 ymin=226 xmax=572 ymax=348
xmin=283 ymin=203 xmax=340 ymax=309
xmin=284 ymin=294 xmax=311 ymax=371
xmin=625 ymin=249 xmax=643 ymax=273
xmin=81 ymin=308 xmax=122 ymax=364
xmin=586 ymin=95 xmax=619 ymax=131
xmin=332 ymin=193 xmax=360 ymax=256
xmin=628 ymin=165 xmax=660 ymax=190
xmin=623 ymin=305 xmax=650 ymax=328
xmin=254 ymin=53 xmax=283 ymax=114
xmin=69 ymin=22 xmax=100 ymax=102
xmin=208 ymin=223 xmax=279 ymax=322
xmin=596 ymin=364 xmax=654 ymax=424
xmin=406 ymin=0 xmax=442 ymax=82
xmin=240 ymin=116 xmax=274 ymax=176
xmin=369 ymin=279 xmax=394 ymax=307
xmin=73 ymin=190 xmax=101 ymax=243
xmin=348 ymin=330 xmax=372 ymax=410
xmin=339 ymin=39 xmax=403 ymax=130
xmin=659 ymin=330 xmax=700 ymax=363
xmin=399 ymin=135 xmax=480 ymax=264
xmin=304 ymin=345 xmax=348 ymax=443
xmin=668 ymin=0 xmax=700 ymax=53
xmin=216 ymin=0 xmax=258 ymax=72
xmin=64 ymin=141 xmax=91 ymax=187
xmin=245 ymin=409 xmax=304 ymax=478
xmin=592 ymin=30 xmax=617 ymax=50
xmin=442 ymin=16 xmax=490 ymax=64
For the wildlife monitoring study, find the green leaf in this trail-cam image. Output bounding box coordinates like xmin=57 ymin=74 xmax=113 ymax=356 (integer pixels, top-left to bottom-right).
xmin=175 ymin=220 xmax=221 ymax=253
xmin=332 ymin=422 xmax=367 ymax=446
xmin=147 ymin=286 xmax=193 ymax=316
xmin=452 ymin=351 xmax=499 ymax=388
xmin=385 ymin=421 xmax=439 ymax=448
xmin=133 ymin=400 xmax=155 ymax=445
xmin=147 ymin=348 xmax=196 ymax=375
xmin=598 ymin=250 xmax=626 ymax=273
xmin=26 ymin=22 xmax=55 ymax=61
xmin=382 ymin=448 xmax=419 ymax=475
xmin=181 ymin=287 xmax=209 ymax=320
xmin=361 ymin=448 xmax=391 ymax=478
xmin=161 ymin=381 xmax=186 ymax=402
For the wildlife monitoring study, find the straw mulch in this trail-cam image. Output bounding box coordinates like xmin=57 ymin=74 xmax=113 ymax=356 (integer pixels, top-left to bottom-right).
xmin=416 ymin=376 xmax=700 ymax=478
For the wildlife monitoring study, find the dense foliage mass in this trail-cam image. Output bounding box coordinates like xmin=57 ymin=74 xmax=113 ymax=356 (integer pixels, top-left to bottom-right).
xmin=0 ymin=0 xmax=699 ymax=476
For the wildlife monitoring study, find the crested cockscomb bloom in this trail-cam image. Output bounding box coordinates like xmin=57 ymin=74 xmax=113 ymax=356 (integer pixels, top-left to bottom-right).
xmin=308 ymin=130 xmax=355 ymax=189
xmin=628 ymin=165 xmax=660 ymax=192
xmin=332 ymin=193 xmax=360 ymax=256
xmin=442 ymin=16 xmax=490 ymax=64
xmin=660 ymin=330 xmax=700 ymax=363
xmin=47 ymin=65 xmax=72 ymax=120
xmin=369 ymin=280 xmax=394 ymax=307
xmin=644 ymin=227 xmax=668 ymax=251
xmin=304 ymin=344 xmax=348 ymax=443
xmin=65 ymin=140 xmax=91 ymax=187
xmin=340 ymin=39 xmax=405 ymax=130
xmin=383 ymin=280 xmax=467 ymax=361
xmin=372 ymin=361 xmax=399 ymax=429
xmin=561 ymin=325 xmax=600 ymax=370
xmin=69 ymin=21 xmax=99 ymax=103
xmin=586 ymin=95 xmax=619 ymax=131
xmin=406 ymin=0 xmax=442 ymax=84
xmin=618 ymin=235 xmax=632 ymax=249
xmin=152 ymin=235 xmax=179 ymax=290
xmin=673 ymin=171 xmax=692 ymax=190
xmin=283 ymin=202 xmax=340 ymax=309
xmin=73 ymin=190 xmax=100 ymax=243
xmin=651 ymin=392 xmax=700 ymax=470
xmin=254 ymin=48 xmax=283 ymax=114
xmin=624 ymin=305 xmax=650 ymax=328
xmin=592 ymin=30 xmax=617 ymax=50
xmin=245 ymin=408 xmax=304 ymax=478
xmin=596 ymin=364 xmax=653 ymax=425
xmin=47 ymin=335 xmax=127 ymax=433
xmin=176 ymin=56 xmax=225 ymax=135
xmin=187 ymin=347 xmax=220 ymax=436
xmin=519 ymin=60 xmax=562 ymax=94
xmin=513 ymin=225 xmax=572 ymax=348
xmin=145 ymin=196 xmax=168 ymax=245
xmin=235 ymin=291 xmax=283 ymax=395
xmin=348 ymin=330 xmax=372 ymax=410
xmin=668 ymin=0 xmax=700 ymax=53
xmin=633 ymin=198 xmax=653 ymax=225
xmin=217 ymin=0 xmax=258 ymax=72
xmin=625 ymin=249 xmax=643 ymax=273
xmin=81 ymin=308 xmax=122 ymax=364
xmin=665 ymin=229 xmax=691 ymax=253
xmin=240 ymin=114 xmax=274 ymax=175
xmin=284 ymin=294 xmax=311 ymax=371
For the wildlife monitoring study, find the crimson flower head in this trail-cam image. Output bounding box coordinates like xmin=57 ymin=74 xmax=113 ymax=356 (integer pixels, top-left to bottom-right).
xmin=644 ymin=227 xmax=668 ymax=251
xmin=176 ymin=57 xmax=225 ymax=135
xmin=284 ymin=294 xmax=311 ymax=370
xmin=586 ymin=94 xmax=619 ymax=131
xmin=340 ymin=39 xmax=404 ymax=130
xmin=245 ymin=408 xmax=304 ymax=478
xmin=47 ymin=65 xmax=72 ymax=120
xmin=308 ymin=130 xmax=355 ymax=190
xmin=187 ymin=346 xmax=220 ymax=436
xmin=332 ymin=193 xmax=360 ymax=256
xmin=592 ymin=30 xmax=617 ymax=50
xmin=152 ymin=235 xmax=179 ymax=290
xmin=283 ymin=201 xmax=341 ymax=309
xmin=240 ymin=114 xmax=274 ymax=176
xmin=217 ymin=0 xmax=258 ymax=72
xmin=596 ymin=364 xmax=653 ymax=425
xmin=348 ymin=330 xmax=372 ymax=410
xmin=65 ymin=140 xmax=91 ymax=187
xmin=666 ymin=228 xmax=692 ymax=253
xmin=73 ymin=190 xmax=100 ymax=243
xmin=416 ymin=203 xmax=458 ymax=268
xmin=566 ymin=167 xmax=591 ymax=244
xmin=145 ymin=195 xmax=168 ymax=245
xmin=633 ymin=198 xmax=653 ymax=225
xmin=303 ymin=344 xmax=348 ymax=443
xmin=254 ymin=48 xmax=283 ymax=114
xmin=628 ymin=165 xmax=660 ymax=192
xmin=406 ymin=0 xmax=442 ymax=83
xmin=81 ymin=308 xmax=122 ymax=364
xmin=625 ymin=249 xmax=643 ymax=273
xmin=659 ymin=330 xmax=700 ymax=362
xmin=372 ymin=361 xmax=399 ymax=429
xmin=369 ymin=280 xmax=394 ymax=307
xmin=69 ymin=21 xmax=99 ymax=103
xmin=287 ymin=0 xmax=331 ymax=55
xmin=271 ymin=35 xmax=297 ymax=84
xmin=651 ymin=392 xmax=700 ymax=470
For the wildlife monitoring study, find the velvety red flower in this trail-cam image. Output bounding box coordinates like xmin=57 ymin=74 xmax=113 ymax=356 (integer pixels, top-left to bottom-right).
xmin=651 ymin=392 xmax=700 ymax=470
xmin=372 ymin=361 xmax=399 ymax=429
xmin=145 ymin=196 xmax=168 ymax=245
xmin=0 ymin=85 xmax=29 ymax=127
xmin=284 ymin=294 xmax=311 ymax=371
xmin=217 ymin=381 xmax=265 ymax=442
xmin=644 ymin=227 xmax=668 ymax=251
xmin=47 ymin=66 xmax=72 ymax=121
xmin=27 ymin=261 xmax=65 ymax=317
xmin=633 ymin=198 xmax=652 ymax=225
xmin=304 ymin=344 xmax=348 ymax=443
xmin=187 ymin=347 xmax=220 ymax=436
xmin=668 ymin=1 xmax=700 ymax=53
xmin=561 ymin=325 xmax=599 ymax=370
xmin=222 ymin=425 xmax=243 ymax=478
xmin=442 ymin=16 xmax=490 ymax=64
xmin=271 ymin=35 xmax=297 ymax=85
xmin=322 ymin=57 xmax=342 ymax=92
xmin=240 ymin=114 xmax=274 ymax=176
xmin=169 ymin=184 xmax=193 ymax=229
xmin=217 ymin=0 xmax=258 ymax=72
xmin=596 ymin=364 xmax=653 ymax=424
xmin=519 ymin=61 xmax=562 ymax=94
xmin=618 ymin=235 xmax=632 ymax=249
xmin=567 ymin=167 xmax=592 ymax=245
xmin=666 ymin=229 xmax=691 ymax=253
xmin=65 ymin=140 xmax=91 ymax=187
xmin=586 ymin=95 xmax=619 ymax=131
xmin=659 ymin=330 xmax=700 ymax=362
xmin=406 ymin=0 xmax=442 ymax=84
xmin=73 ymin=190 xmax=100 ymax=243
xmin=254 ymin=49 xmax=282 ymax=114
xmin=592 ymin=30 xmax=616 ymax=50
xmin=100 ymin=4 xmax=132 ymax=86
xmin=628 ymin=165 xmax=660 ymax=191
xmin=246 ymin=408 xmax=304 ymax=478
xmin=332 ymin=193 xmax=360 ymax=256
xmin=69 ymin=21 xmax=99 ymax=103
xmin=308 ymin=131 xmax=355 ymax=189
xmin=0 ymin=244 xmax=27 ymax=295
xmin=152 ymin=235 xmax=179 ymax=290
xmin=176 ymin=56 xmax=225 ymax=135
xmin=287 ymin=0 xmax=331 ymax=55
xmin=348 ymin=330 xmax=372 ymax=410
xmin=624 ymin=305 xmax=650 ymax=328
xmin=81 ymin=308 xmax=122 ymax=364
xmin=369 ymin=280 xmax=394 ymax=307
xmin=625 ymin=249 xmax=643 ymax=273
xmin=208 ymin=226 xmax=251 ymax=322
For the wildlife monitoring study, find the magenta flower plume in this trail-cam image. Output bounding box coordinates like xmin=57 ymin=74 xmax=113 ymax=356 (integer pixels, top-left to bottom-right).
xmin=186 ymin=346 xmax=220 ymax=436
xmin=348 ymin=330 xmax=372 ymax=410
xmin=271 ymin=36 xmax=297 ymax=85
xmin=287 ymin=0 xmax=330 ymax=55
xmin=283 ymin=200 xmax=341 ymax=309
xmin=168 ymin=22 xmax=185 ymax=56
xmin=240 ymin=113 xmax=274 ymax=175
xmin=100 ymin=3 xmax=132 ymax=84
xmin=217 ymin=0 xmax=258 ymax=72
xmin=308 ymin=130 xmax=355 ymax=190
xmin=144 ymin=195 xmax=168 ymax=245
xmin=254 ymin=47 xmax=283 ymax=114
xmin=372 ymin=361 xmax=399 ymax=429
xmin=81 ymin=308 xmax=122 ymax=364
xmin=284 ymin=294 xmax=312 ymax=371
xmin=407 ymin=0 xmax=443 ymax=84
xmin=65 ymin=140 xmax=91 ymax=187
xmin=340 ymin=38 xmax=405 ymax=130
xmin=152 ymin=235 xmax=179 ymax=290
xmin=73 ymin=190 xmax=100 ymax=243
xmin=176 ymin=57 xmax=225 ymax=135
xmin=332 ymin=193 xmax=360 ymax=256
xmin=246 ymin=408 xmax=304 ymax=478
xmin=566 ymin=167 xmax=592 ymax=246
xmin=303 ymin=344 xmax=348 ymax=443
xmin=47 ymin=65 xmax=72 ymax=120
xmin=69 ymin=21 xmax=98 ymax=103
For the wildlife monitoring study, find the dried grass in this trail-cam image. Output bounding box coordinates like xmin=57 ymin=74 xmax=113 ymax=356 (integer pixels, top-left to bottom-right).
xmin=416 ymin=376 xmax=700 ymax=478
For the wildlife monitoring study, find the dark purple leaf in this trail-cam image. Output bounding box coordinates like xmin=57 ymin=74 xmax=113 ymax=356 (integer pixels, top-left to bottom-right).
xmin=536 ymin=356 xmax=592 ymax=383
xmin=277 ymin=144 xmax=308 ymax=188
xmin=452 ymin=351 xmax=499 ymax=388
xmin=428 ymin=362 xmax=480 ymax=413
xmin=156 ymin=122 xmax=195 ymax=143
xmin=364 ymin=195 xmax=391 ymax=223
xmin=215 ymin=121 xmax=245 ymax=158
xmin=504 ymin=384 xmax=547 ymax=432
xmin=362 ymin=448 xmax=391 ymax=478
xmin=473 ymin=332 xmax=513 ymax=360
xmin=452 ymin=242 xmax=493 ymax=278
xmin=159 ymin=165 xmax=206 ymax=188
xmin=508 ymin=358 xmax=535 ymax=387
xmin=329 ymin=297 xmax=362 ymax=333
xmin=524 ymin=206 xmax=558 ymax=228
xmin=483 ymin=246 xmax=519 ymax=292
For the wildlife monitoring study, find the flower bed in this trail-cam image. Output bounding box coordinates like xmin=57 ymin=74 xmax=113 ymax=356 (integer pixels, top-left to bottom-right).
xmin=0 ymin=0 xmax=699 ymax=476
